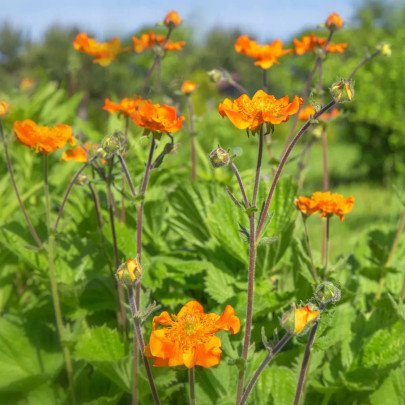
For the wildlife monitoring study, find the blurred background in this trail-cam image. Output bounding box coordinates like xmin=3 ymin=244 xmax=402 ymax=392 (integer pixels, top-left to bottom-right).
xmin=1 ymin=0 xmax=404 ymax=255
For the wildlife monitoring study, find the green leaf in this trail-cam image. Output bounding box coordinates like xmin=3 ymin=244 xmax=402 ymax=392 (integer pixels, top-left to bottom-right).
xmin=204 ymin=265 xmax=235 ymax=304
xmin=370 ymin=364 xmax=405 ymax=405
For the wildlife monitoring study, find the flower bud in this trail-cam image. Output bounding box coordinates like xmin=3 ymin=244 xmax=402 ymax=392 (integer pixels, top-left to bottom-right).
xmin=325 ymin=12 xmax=344 ymax=31
xmin=281 ymin=303 xmax=320 ymax=336
xmin=97 ymin=131 xmax=123 ymax=159
xmin=209 ymin=147 xmax=230 ymax=168
xmin=376 ymin=42 xmax=391 ymax=57
xmin=181 ymin=80 xmax=197 ymax=95
xmin=116 ymin=257 xmax=142 ymax=285
xmin=207 ymin=69 xmax=225 ymax=84
xmin=330 ymin=79 xmax=354 ymax=103
xmin=164 ymin=11 xmax=182 ymax=28
xmin=314 ymin=282 xmax=341 ymax=304
xmin=75 ymin=174 xmax=88 ymax=186
xmin=0 ymin=101 xmax=9 ymax=118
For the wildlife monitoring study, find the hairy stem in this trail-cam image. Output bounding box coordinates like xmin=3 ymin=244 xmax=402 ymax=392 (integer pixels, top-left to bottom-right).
xmin=44 ymin=155 xmax=76 ymax=405
xmin=239 ymin=332 xmax=292 ymax=405
xmin=236 ymin=129 xmax=264 ymax=403
xmin=303 ymin=218 xmax=319 ymax=282
xmin=189 ymin=367 xmax=196 ymax=405
xmin=1 ymin=122 xmax=43 ymax=248
xmin=187 ymin=96 xmax=197 ymax=180
xmin=293 ymin=322 xmax=320 ymax=405
xmin=256 ymin=101 xmax=336 ymax=242
xmin=128 ymin=286 xmax=161 ymax=405
xmin=230 ymin=162 xmax=249 ymax=209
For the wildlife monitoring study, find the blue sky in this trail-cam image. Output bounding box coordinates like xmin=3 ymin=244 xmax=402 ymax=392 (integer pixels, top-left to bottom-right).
xmin=3 ymin=0 xmax=364 ymax=42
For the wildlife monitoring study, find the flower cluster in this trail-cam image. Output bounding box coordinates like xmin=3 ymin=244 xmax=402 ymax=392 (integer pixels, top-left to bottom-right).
xmin=295 ymin=191 xmax=355 ymax=221
xmin=218 ymin=90 xmax=303 ymax=131
xmin=73 ymin=33 xmax=129 ymax=66
xmin=235 ymin=35 xmax=291 ymax=69
xmin=14 ymin=120 xmax=75 ymax=153
xmin=293 ymin=33 xmax=347 ymax=55
xmin=144 ymin=301 xmax=240 ymax=368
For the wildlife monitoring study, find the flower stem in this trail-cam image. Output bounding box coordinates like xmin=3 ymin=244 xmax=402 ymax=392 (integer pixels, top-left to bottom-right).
xmin=0 ymin=121 xmax=43 ymax=248
xmin=133 ymin=135 xmax=156 ymax=405
xmin=229 ymin=79 xmax=249 ymax=96
xmin=348 ymin=51 xmax=380 ymax=81
xmin=376 ymin=208 xmax=405 ymax=302
xmin=118 ymin=155 xmax=138 ymax=197
xmin=186 ymin=96 xmax=197 ymax=180
xmin=43 ymin=155 xmax=76 ymax=405
xmin=303 ymin=217 xmax=319 ymax=282
xmin=262 ymin=69 xmax=268 ymax=92
xmin=293 ymin=322 xmax=320 ymax=405
xmin=53 ymin=157 xmax=96 ymax=233
xmin=321 ymin=217 xmax=330 ymax=274
xmin=255 ymin=100 xmax=336 ymax=243
xmin=141 ymin=28 xmax=173 ymax=97
xmin=238 ymin=332 xmax=292 ymax=405
xmin=128 ymin=285 xmax=161 ymax=405
xmin=189 ymin=367 xmax=196 ymax=405
xmin=230 ymin=162 xmax=249 ymax=209
xmin=236 ymin=128 xmax=264 ymax=404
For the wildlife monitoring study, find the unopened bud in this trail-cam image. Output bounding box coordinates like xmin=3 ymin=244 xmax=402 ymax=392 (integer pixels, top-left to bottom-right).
xmin=209 ymin=147 xmax=230 ymax=168
xmin=207 ymin=69 xmax=225 ymax=84
xmin=164 ymin=142 xmax=180 ymax=154
xmin=314 ymin=282 xmax=341 ymax=304
xmin=330 ymin=79 xmax=354 ymax=103
xmin=115 ymin=257 xmax=142 ymax=285
xmin=281 ymin=303 xmax=320 ymax=336
xmin=153 ymin=46 xmax=165 ymax=58
xmin=75 ymin=174 xmax=88 ymax=186
xmin=98 ymin=132 xmax=123 ymax=159
xmin=0 ymin=101 xmax=9 ymax=118
xmin=376 ymin=42 xmax=391 ymax=57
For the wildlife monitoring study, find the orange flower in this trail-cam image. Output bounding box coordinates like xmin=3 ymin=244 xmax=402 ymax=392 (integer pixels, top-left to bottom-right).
xmin=325 ymin=12 xmax=344 ymax=30
xmin=61 ymin=143 xmax=91 ymax=162
xmin=164 ymin=11 xmax=182 ymax=28
xmin=218 ymin=90 xmax=303 ymax=131
xmin=235 ymin=35 xmax=291 ymax=69
xmin=294 ymin=34 xmax=347 ymax=55
xmin=312 ymin=191 xmax=355 ymax=221
xmin=19 ymin=78 xmax=35 ymax=90
xmin=0 ymin=101 xmax=9 ymax=118
xmin=103 ymin=98 xmax=140 ymax=116
xmin=181 ymin=80 xmax=197 ymax=94
xmin=144 ymin=301 xmax=240 ymax=368
xmin=294 ymin=196 xmax=319 ymax=216
xmin=294 ymin=305 xmax=320 ymax=334
xmin=131 ymin=99 xmax=184 ymax=133
xmin=132 ymin=32 xmax=185 ymax=53
xmin=14 ymin=120 xmax=75 ymax=153
xmin=298 ymin=105 xmax=339 ymax=121
xmin=73 ymin=33 xmax=128 ymax=66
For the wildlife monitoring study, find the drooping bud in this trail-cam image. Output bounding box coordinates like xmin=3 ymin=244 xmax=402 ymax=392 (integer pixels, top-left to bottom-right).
xmin=209 ymin=147 xmax=230 ymax=168
xmin=0 ymin=101 xmax=9 ymax=118
xmin=314 ymin=281 xmax=341 ymax=305
xmin=207 ymin=69 xmax=225 ymax=84
xmin=376 ymin=42 xmax=391 ymax=57
xmin=116 ymin=257 xmax=142 ymax=285
xmin=97 ymin=131 xmax=123 ymax=159
xmin=330 ymin=79 xmax=354 ymax=103
xmin=325 ymin=12 xmax=344 ymax=31
xmin=281 ymin=303 xmax=320 ymax=336
xmin=163 ymin=11 xmax=182 ymax=28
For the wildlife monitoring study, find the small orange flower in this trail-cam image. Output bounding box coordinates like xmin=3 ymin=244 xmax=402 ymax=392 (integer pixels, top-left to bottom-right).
xmin=0 ymin=101 xmax=9 ymax=118
xmin=73 ymin=33 xmax=128 ymax=66
xmin=294 ymin=34 xmax=347 ymax=55
xmin=131 ymin=99 xmax=184 ymax=133
xmin=132 ymin=32 xmax=185 ymax=53
xmin=61 ymin=143 xmax=91 ymax=162
xmin=235 ymin=35 xmax=291 ymax=69
xmin=294 ymin=196 xmax=319 ymax=216
xmin=144 ymin=301 xmax=240 ymax=368
xmin=164 ymin=11 xmax=182 ymax=28
xmin=298 ymin=105 xmax=339 ymax=121
xmin=325 ymin=12 xmax=344 ymax=30
xmin=103 ymin=98 xmax=140 ymax=116
xmin=19 ymin=78 xmax=35 ymax=91
xmin=218 ymin=90 xmax=303 ymax=131
xmin=312 ymin=191 xmax=355 ymax=221
xmin=14 ymin=120 xmax=75 ymax=153
xmin=294 ymin=305 xmax=320 ymax=334
xmin=181 ymin=80 xmax=197 ymax=94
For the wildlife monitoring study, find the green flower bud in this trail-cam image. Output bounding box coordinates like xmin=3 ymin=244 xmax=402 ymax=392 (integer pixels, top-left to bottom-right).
xmin=314 ymin=282 xmax=341 ymax=304
xmin=207 ymin=69 xmax=225 ymax=84
xmin=330 ymin=79 xmax=354 ymax=103
xmin=376 ymin=42 xmax=391 ymax=57
xmin=115 ymin=257 xmax=142 ymax=285
xmin=98 ymin=131 xmax=123 ymax=159
xmin=281 ymin=303 xmax=320 ymax=336
xmin=209 ymin=147 xmax=230 ymax=168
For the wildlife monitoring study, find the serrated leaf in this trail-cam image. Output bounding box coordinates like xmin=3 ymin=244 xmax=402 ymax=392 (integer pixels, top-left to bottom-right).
xmin=370 ymin=364 xmax=405 ymax=405
xmin=204 ymin=265 xmax=235 ymax=304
